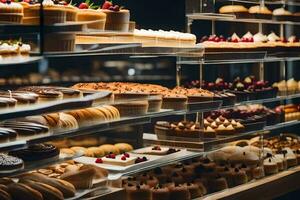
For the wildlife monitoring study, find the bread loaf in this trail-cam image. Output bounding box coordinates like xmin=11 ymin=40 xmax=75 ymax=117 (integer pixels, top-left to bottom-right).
xmin=7 ymin=183 xmax=43 ymax=200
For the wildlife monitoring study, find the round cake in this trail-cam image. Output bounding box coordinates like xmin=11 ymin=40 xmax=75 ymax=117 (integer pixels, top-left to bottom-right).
xmin=0 ymin=153 xmax=24 ymax=171
xmin=0 ymin=1 xmax=23 ymax=23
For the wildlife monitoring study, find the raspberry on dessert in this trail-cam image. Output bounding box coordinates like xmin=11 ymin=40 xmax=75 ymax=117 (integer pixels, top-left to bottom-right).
xmin=102 ymin=0 xmax=112 ymax=9
xmin=95 ymin=158 xmax=103 ymax=163
xmin=79 ymin=2 xmax=89 ymax=9
xmin=124 ymin=153 xmax=130 ymax=158
xmin=231 ymin=38 xmax=239 ymax=43
xmin=121 ymin=156 xmax=126 ymax=161
xmin=110 ymin=154 xmax=116 ymax=159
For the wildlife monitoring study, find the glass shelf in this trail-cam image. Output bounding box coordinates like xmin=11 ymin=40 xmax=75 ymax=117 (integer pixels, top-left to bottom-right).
xmin=104 ymin=149 xmax=204 ymax=180
xmin=187 ymin=13 xmax=300 ymax=25
xmin=0 ymin=56 xmax=43 ymax=66
xmin=0 ymin=152 xmax=83 ymax=178
xmin=41 ymin=44 xmax=204 ymax=58
xmin=217 ymin=0 xmax=300 ymax=6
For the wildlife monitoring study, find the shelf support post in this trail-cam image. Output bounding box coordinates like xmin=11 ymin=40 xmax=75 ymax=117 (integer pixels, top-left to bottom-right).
xmin=259 ymin=62 xmax=264 ymax=81
xmin=176 ymin=57 xmax=182 ymax=87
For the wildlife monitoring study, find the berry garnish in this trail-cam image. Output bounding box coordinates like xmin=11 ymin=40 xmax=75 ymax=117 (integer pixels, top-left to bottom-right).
xmin=124 ymin=153 xmax=130 ymax=158
xmin=102 ymin=0 xmax=112 ymax=9
xmin=79 ymin=2 xmax=89 ymax=9
xmin=0 ymin=0 xmax=6 ymax=3
xmin=95 ymin=158 xmax=103 ymax=163
xmin=121 ymin=156 xmax=126 ymax=161
xmin=110 ymin=154 xmax=116 ymax=159
xmin=281 ymin=38 xmax=288 ymax=43
xmin=249 ymin=37 xmax=254 ymax=42
xmin=112 ymin=5 xmax=120 ymax=11
xmin=142 ymin=156 xmax=148 ymax=161
xmin=105 ymin=154 xmax=110 ymax=158
xmin=152 ymin=146 xmax=161 ymax=151
xmin=231 ymin=38 xmax=239 ymax=43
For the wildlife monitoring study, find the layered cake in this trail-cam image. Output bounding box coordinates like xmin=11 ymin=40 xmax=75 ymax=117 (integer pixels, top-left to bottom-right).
xmin=0 ymin=0 xmax=23 ymax=23
xmin=100 ymin=1 xmax=130 ymax=32
xmin=76 ymin=2 xmax=106 ymax=30
xmin=96 ymin=153 xmax=148 ymax=166
xmin=20 ymin=0 xmax=40 ymax=24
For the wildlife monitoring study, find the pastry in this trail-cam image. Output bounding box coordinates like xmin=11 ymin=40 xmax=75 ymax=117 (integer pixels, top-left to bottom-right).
xmin=20 ymin=179 xmax=64 ymax=200
xmin=273 ymin=8 xmax=293 ymax=21
xmin=231 ymin=168 xmax=248 ymax=186
xmin=264 ymin=158 xmax=279 ymax=175
xmin=0 ymin=1 xmax=23 ymax=23
xmin=0 ymin=153 xmax=23 ymax=171
xmin=208 ymin=175 xmax=228 ymax=193
xmin=219 ymin=5 xmax=249 ymax=18
xmin=100 ymin=1 xmax=130 ymax=31
xmin=60 ymin=165 xmax=96 ymax=189
xmin=87 ymin=147 xmax=105 ymax=157
xmin=9 ymin=143 xmax=59 ymax=162
xmin=19 ymin=172 xmax=76 ymax=198
xmin=99 ymin=144 xmax=120 ymax=155
xmin=113 ymin=100 xmax=149 ymax=117
xmin=114 ymin=143 xmax=133 ymax=154
xmin=248 ymin=5 xmax=272 ymax=19
xmin=151 ymin=185 xmax=170 ymax=200
xmin=76 ymin=2 xmax=106 ymax=30
xmin=0 ymin=188 xmax=10 ymax=200
xmin=126 ymin=184 xmax=151 ymax=200
xmin=7 ymin=183 xmax=43 ymax=200
xmin=169 ymin=184 xmax=191 ymax=200
xmin=184 ymin=182 xmax=203 ymax=198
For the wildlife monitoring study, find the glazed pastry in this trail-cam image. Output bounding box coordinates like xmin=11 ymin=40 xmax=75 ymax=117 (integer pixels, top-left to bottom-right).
xmin=273 ymin=8 xmax=293 ymax=21
xmin=219 ymin=5 xmax=249 ymax=18
xmin=248 ymin=5 xmax=272 ymax=19
xmin=114 ymin=143 xmax=133 ymax=154
xmin=99 ymin=144 xmax=120 ymax=155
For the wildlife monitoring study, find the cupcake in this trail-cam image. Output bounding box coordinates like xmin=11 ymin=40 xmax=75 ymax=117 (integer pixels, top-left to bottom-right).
xmin=38 ymin=0 xmax=67 ymax=25
xmin=249 ymin=5 xmax=272 ymax=19
xmin=219 ymin=5 xmax=249 ymax=18
xmin=184 ymin=183 xmax=203 ymax=198
xmin=76 ymin=2 xmax=107 ymax=30
xmin=263 ymin=158 xmax=279 ymax=175
xmin=252 ymin=164 xmax=265 ymax=179
xmin=231 ymin=168 xmax=248 ymax=186
xmin=152 ymin=167 xmax=168 ymax=184
xmin=273 ymin=8 xmax=293 ymax=21
xmin=208 ymin=175 xmax=228 ymax=193
xmin=0 ymin=1 xmax=23 ymax=23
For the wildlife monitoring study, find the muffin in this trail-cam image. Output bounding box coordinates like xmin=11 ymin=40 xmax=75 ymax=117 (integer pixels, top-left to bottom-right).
xmin=76 ymin=6 xmax=107 ymax=30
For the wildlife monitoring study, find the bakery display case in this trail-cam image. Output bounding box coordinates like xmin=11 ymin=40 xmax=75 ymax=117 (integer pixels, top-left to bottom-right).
xmin=1 ymin=0 xmax=300 ymax=199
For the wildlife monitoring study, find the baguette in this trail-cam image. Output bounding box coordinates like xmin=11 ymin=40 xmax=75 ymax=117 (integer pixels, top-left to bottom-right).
xmin=19 ymin=173 xmax=76 ymax=198
xmin=7 ymin=183 xmax=43 ymax=200
xmin=60 ymin=166 xmax=96 ymax=189
xmin=0 ymin=189 xmax=11 ymax=200
xmin=20 ymin=180 xmax=64 ymax=200
xmin=0 ymin=185 xmax=8 ymax=192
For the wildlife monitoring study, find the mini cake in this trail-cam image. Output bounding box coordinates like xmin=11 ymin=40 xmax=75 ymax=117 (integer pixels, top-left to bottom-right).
xmin=171 ymin=172 xmax=185 ymax=185
xmin=184 ymin=182 xmax=203 ymax=198
xmin=252 ymin=164 xmax=265 ymax=179
xmin=169 ymin=184 xmax=191 ymax=200
xmin=248 ymin=5 xmax=272 ymax=19
xmin=273 ymin=8 xmax=293 ymax=21
xmin=231 ymin=168 xmax=248 ymax=186
xmin=162 ymin=93 xmax=187 ymax=111
xmin=264 ymin=158 xmax=279 ymax=175
xmin=152 ymin=167 xmax=168 ymax=184
xmin=151 ymin=185 xmax=170 ymax=200
xmin=100 ymin=1 xmax=130 ymax=32
xmin=146 ymin=176 xmax=159 ymax=188
xmin=179 ymin=167 xmax=194 ymax=183
xmin=76 ymin=2 xmax=107 ymax=30
xmin=113 ymin=100 xmax=149 ymax=117
xmin=126 ymin=184 xmax=151 ymax=200
xmin=36 ymin=0 xmax=67 ymax=25
xmin=219 ymin=5 xmax=249 ymax=18
xmin=208 ymin=175 xmax=228 ymax=193
xmin=0 ymin=1 xmax=23 ymax=23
